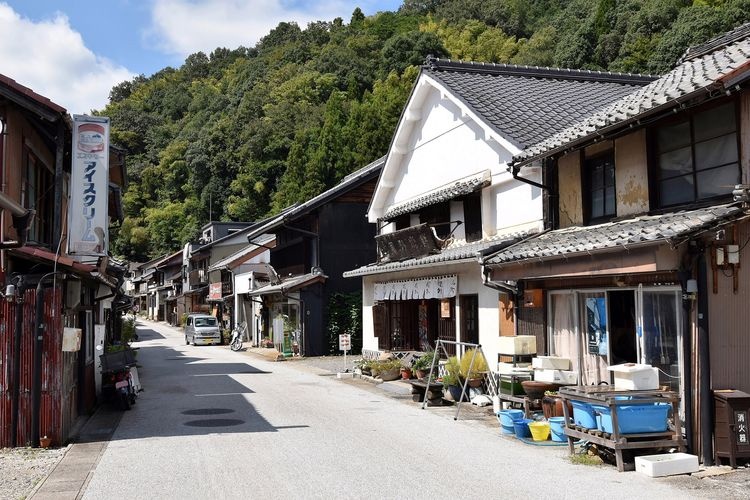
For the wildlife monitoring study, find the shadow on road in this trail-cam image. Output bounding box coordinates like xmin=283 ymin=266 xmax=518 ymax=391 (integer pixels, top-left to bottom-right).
xmin=96 ymin=327 xmax=309 ymax=441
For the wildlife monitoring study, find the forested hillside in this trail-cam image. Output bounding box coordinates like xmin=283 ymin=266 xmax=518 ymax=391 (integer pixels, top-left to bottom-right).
xmin=101 ymin=0 xmax=750 ymax=261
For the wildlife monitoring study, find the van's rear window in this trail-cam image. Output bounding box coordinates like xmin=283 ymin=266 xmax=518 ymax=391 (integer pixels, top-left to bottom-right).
xmin=195 ymin=318 xmax=217 ymax=327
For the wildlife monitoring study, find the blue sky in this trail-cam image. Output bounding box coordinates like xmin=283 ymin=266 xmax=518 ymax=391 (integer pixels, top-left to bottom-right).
xmin=0 ymin=0 xmax=402 ymax=113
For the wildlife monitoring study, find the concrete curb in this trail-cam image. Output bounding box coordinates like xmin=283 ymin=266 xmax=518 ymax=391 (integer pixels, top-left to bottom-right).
xmin=25 ymin=443 xmax=73 ymax=499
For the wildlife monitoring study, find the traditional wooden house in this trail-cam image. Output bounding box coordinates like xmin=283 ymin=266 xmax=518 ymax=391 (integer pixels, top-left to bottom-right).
xmin=244 ymin=157 xmax=384 ymax=356
xmin=344 ymin=58 xmax=654 ymax=365
xmin=0 ymin=74 xmax=125 ymax=447
xmin=482 ymin=24 xmax=750 ymax=461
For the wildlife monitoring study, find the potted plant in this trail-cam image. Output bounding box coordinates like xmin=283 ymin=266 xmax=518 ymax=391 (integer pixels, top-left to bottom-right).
xmin=442 ymin=356 xmax=468 ymax=401
xmin=459 ymin=348 xmax=489 ymax=388
xmin=371 ymin=358 xmax=402 ymax=381
xmin=412 ymin=351 xmax=438 ymax=379
xmin=400 ymin=365 xmax=413 ymax=380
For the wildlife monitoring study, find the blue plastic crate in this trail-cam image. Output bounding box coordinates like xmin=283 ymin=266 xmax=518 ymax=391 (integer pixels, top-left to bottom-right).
xmin=571 ymin=400 xmax=597 ymax=429
xmin=596 ymin=403 xmax=670 ymax=434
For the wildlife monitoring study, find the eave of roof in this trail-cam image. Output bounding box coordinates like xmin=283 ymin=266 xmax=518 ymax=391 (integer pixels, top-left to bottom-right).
xmin=343 ymin=232 xmax=528 ymax=277
xmin=208 ymin=234 xmax=275 ymax=271
xmin=0 ymin=73 xmax=67 ymax=120
xmin=247 ymin=271 xmax=327 ymax=296
xmin=483 ymin=204 xmax=747 ymax=267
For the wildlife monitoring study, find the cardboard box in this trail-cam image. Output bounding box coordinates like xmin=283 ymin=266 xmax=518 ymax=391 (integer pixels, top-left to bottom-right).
xmin=533 ymin=369 xmax=578 ymax=385
xmin=532 ymin=356 xmax=571 ymax=370
xmin=607 ymin=363 xmax=659 ymax=390
xmin=635 ymin=453 xmax=699 ymax=477
xmin=498 ymin=335 xmax=536 ymax=355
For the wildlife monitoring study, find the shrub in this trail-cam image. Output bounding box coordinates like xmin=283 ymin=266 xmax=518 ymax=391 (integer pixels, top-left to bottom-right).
xmin=459 ymin=348 xmax=489 ymax=380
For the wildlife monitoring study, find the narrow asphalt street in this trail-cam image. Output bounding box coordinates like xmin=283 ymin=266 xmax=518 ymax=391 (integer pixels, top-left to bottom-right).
xmin=75 ymin=319 xmax=740 ymax=499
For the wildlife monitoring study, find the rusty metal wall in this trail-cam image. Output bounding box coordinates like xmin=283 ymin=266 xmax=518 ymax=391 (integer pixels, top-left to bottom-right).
xmin=708 ymin=220 xmax=750 ymax=394
xmin=0 ymin=286 xmax=73 ymax=447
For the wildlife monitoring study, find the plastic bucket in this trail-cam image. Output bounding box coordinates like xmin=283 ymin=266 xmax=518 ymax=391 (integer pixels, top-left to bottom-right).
xmin=548 ymin=416 xmax=567 ymax=442
xmin=497 ymin=409 xmax=524 ymax=434
xmin=513 ymin=418 xmax=533 ymax=438
xmin=528 ymin=421 xmax=551 ymax=441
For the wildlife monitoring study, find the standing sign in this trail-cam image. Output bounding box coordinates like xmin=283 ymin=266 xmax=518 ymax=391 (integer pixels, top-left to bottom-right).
xmin=68 ymin=115 xmax=109 ymax=256
xmin=339 ymin=333 xmax=351 ymax=373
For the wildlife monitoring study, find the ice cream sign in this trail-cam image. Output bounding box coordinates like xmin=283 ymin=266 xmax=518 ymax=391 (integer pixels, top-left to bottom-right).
xmin=68 ymin=115 xmax=109 ymax=256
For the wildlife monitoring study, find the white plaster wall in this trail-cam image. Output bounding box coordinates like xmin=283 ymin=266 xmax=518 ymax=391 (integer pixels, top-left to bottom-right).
xmin=492 ymin=171 xmax=544 ymax=235
xmin=360 ymin=263 xmax=504 ymax=365
xmin=386 ymin=88 xmax=513 ymax=207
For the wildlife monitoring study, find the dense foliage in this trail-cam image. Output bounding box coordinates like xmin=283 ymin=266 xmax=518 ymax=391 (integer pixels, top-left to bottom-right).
xmin=100 ymin=0 xmax=750 ymax=261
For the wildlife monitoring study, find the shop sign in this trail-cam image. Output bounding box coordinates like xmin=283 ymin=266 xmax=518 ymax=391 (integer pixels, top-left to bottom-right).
xmin=68 ymin=115 xmax=110 ymax=256
xmin=339 ymin=334 xmax=351 ymax=351
xmin=209 ymin=283 xmax=222 ymax=300
xmin=374 ymin=275 xmax=457 ymax=301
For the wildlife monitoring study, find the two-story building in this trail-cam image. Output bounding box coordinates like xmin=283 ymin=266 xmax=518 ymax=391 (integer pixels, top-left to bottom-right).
xmin=482 ymin=23 xmax=750 ymax=461
xmin=0 ymin=74 xmax=125 ymax=447
xmin=344 ymin=58 xmax=654 ymax=364
xmin=245 ymin=157 xmax=384 ymax=356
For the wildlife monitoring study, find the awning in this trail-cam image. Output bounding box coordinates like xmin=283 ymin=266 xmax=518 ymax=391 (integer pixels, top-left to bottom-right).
xmin=382 ymin=170 xmax=490 ymax=221
xmin=247 ymin=272 xmax=326 ymax=297
xmin=10 ymin=246 xmax=119 ymax=288
xmin=373 ymin=275 xmax=457 ymax=301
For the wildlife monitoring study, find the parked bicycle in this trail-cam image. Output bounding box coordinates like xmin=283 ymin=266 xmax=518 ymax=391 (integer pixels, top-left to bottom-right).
xmin=230 ymin=322 xmax=247 ymax=351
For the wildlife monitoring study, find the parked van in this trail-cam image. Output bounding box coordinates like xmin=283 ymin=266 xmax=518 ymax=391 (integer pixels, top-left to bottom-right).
xmin=185 ymin=314 xmax=221 ymax=346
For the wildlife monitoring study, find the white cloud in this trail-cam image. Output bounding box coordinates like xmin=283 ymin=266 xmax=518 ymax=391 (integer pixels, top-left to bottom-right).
xmin=0 ymin=4 xmax=134 ymax=114
xmin=148 ymin=0 xmax=386 ymax=57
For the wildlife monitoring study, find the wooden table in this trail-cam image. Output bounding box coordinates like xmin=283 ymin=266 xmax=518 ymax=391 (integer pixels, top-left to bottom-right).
xmin=559 ymin=386 xmax=686 ymax=472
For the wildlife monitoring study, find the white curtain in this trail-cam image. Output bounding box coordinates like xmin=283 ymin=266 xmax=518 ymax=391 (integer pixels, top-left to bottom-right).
xmin=550 ymin=293 xmax=578 ymax=374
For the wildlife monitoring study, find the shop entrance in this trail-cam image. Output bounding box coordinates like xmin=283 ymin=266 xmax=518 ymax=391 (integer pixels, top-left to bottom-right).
xmin=548 ymin=286 xmax=682 ymax=393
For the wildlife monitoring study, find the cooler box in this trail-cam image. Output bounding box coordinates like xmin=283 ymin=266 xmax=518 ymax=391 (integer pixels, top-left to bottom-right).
xmin=607 ymin=363 xmax=659 ymax=390
xmin=497 ymin=362 xmax=532 ymax=375
xmin=532 ymin=356 xmax=571 ymax=370
xmin=498 ymin=335 xmax=536 ymax=355
xmin=595 ymin=403 xmax=670 ymax=434
xmin=534 ymin=369 xmax=578 ymax=385
xmin=635 ymin=453 xmax=699 ymax=477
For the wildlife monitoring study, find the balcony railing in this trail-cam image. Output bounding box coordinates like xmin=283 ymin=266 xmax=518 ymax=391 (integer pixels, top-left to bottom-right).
xmin=188 ymin=269 xmax=207 ymax=286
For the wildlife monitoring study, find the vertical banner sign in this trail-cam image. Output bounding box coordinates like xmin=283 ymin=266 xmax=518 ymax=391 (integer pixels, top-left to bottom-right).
xmin=68 ymin=115 xmax=109 ymax=256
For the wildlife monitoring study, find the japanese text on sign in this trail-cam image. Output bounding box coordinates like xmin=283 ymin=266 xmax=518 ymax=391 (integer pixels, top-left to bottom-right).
xmin=339 ymin=334 xmax=351 ymax=351
xmin=736 ymin=410 xmax=748 ymax=445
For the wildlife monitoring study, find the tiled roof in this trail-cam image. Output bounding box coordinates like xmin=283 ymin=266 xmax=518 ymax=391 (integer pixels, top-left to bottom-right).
xmin=247 ymin=271 xmax=326 ymax=296
xmin=424 ymin=58 xmax=654 ymax=150
xmin=344 ymin=232 xmax=528 ymax=277
xmin=383 ymin=170 xmax=490 ymax=220
xmin=512 ymin=25 xmax=750 ymax=166
xmin=245 ymin=156 xmax=384 ymax=243
xmin=0 ymin=73 xmax=67 ymax=115
xmin=208 ymin=233 xmax=274 ymax=271
xmin=484 ymin=204 xmax=746 ymax=266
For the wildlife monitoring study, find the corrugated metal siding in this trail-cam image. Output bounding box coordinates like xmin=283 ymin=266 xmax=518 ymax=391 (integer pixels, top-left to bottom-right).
xmin=708 ymin=220 xmax=750 ymax=393
xmin=0 ymin=286 xmax=72 ymax=447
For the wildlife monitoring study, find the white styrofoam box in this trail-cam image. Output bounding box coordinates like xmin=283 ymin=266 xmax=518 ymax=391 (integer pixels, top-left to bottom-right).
xmin=635 ymin=453 xmax=699 ymax=477
xmin=497 ymin=362 xmax=532 ymax=375
xmin=607 ymin=363 xmax=659 ymax=390
xmin=533 ymin=369 xmax=578 ymax=385
xmin=532 ymin=356 xmax=571 ymax=370
xmin=498 ymin=335 xmax=537 ymax=355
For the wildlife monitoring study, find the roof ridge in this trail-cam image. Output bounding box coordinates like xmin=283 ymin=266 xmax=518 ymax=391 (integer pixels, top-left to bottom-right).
xmin=424 ymin=56 xmax=656 ymax=86
xmin=681 ymin=22 xmax=750 ymax=63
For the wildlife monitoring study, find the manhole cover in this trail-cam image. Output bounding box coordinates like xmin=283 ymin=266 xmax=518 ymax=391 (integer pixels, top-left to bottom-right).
xmin=182 ymin=408 xmax=235 ymax=416
xmin=183 ymin=419 xmax=244 ymax=427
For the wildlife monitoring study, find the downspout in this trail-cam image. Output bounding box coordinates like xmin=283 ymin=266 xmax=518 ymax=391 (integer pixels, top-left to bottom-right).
xmin=52 ymin=119 xmax=64 ymax=251
xmin=697 ymin=252 xmax=713 ymax=465
xmin=10 ymin=278 xmax=26 ymax=447
xmin=0 ymin=192 xmax=33 ymax=249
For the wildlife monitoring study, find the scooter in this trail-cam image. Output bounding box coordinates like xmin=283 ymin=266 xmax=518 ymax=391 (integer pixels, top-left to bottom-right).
xmin=230 ymin=322 xmax=247 ymax=351
xmin=98 ymin=345 xmax=138 ymax=410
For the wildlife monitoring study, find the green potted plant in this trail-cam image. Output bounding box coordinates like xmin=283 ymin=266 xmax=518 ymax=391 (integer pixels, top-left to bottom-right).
xmin=412 ymin=351 xmax=438 ymax=379
xmin=460 ymin=348 xmax=489 ymax=388
xmin=371 ymin=358 xmax=402 ymax=381
xmin=442 ymin=356 xmax=468 ymax=401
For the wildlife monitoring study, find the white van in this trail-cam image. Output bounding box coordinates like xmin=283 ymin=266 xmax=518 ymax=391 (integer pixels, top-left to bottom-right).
xmin=185 ymin=314 xmax=221 ymax=346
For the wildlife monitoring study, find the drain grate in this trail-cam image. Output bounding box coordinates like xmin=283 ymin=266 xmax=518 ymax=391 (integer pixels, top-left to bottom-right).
xmin=183 ymin=418 xmax=244 ymax=427
xmin=182 ymin=408 xmax=235 ymax=416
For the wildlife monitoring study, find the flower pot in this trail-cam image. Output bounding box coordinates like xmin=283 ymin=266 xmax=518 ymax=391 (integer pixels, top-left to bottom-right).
xmin=39 ymin=436 xmax=52 ymax=449
xmin=400 ymin=368 xmax=412 ymax=380
xmin=378 ymin=367 xmax=401 ymax=381
xmin=467 ymin=377 xmax=484 ymax=388
xmin=416 ymin=369 xmax=431 ymax=379
xmin=447 ymin=384 xmax=469 ymax=402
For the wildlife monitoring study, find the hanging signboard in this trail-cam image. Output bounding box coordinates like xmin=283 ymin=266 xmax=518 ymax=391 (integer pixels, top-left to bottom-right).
xmin=68 ymin=115 xmax=110 ymax=256
xmin=208 ymin=283 xmax=222 ymax=301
